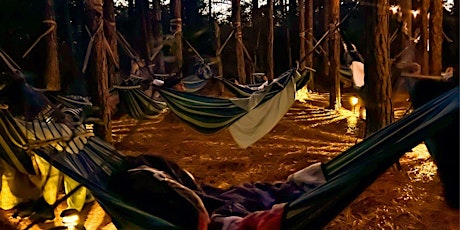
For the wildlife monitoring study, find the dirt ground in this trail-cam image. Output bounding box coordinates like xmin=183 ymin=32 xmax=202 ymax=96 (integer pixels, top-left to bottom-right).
xmin=1 ymin=89 xmax=459 ymax=230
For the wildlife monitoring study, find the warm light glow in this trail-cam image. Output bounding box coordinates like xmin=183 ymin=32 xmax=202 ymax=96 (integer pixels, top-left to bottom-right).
xmin=389 ymin=5 xmax=400 ymax=14
xmin=411 ymin=9 xmax=420 ymax=18
xmin=61 ymin=210 xmax=80 ymax=230
xmin=350 ymin=96 xmax=359 ymax=106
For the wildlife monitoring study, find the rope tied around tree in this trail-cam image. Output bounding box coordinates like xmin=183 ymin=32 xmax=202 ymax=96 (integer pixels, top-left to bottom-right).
xmin=82 ymin=22 xmax=104 ymax=73
xmin=22 ymin=20 xmax=57 ymax=58
xmin=170 ymin=18 xmax=182 ymax=33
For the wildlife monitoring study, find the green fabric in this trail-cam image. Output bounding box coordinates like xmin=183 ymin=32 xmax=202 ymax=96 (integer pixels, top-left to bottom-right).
xmin=282 ymin=87 xmax=459 ymax=229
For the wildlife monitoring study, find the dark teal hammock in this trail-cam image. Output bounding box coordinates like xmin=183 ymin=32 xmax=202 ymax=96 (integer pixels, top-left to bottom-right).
xmin=2 ymin=84 xmax=456 ymax=229
xmin=157 ymin=67 xmax=312 ymax=134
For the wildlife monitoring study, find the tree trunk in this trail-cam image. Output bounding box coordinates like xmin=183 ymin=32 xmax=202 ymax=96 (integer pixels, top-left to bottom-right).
xmin=85 ymin=0 xmax=112 ymax=143
xmin=364 ymin=0 xmax=393 ymax=136
xmin=214 ymin=22 xmax=224 ymax=77
xmin=232 ymin=0 xmax=246 ymax=83
xmin=44 ymin=0 xmax=60 ymax=91
xmin=298 ymin=0 xmax=305 ymax=68
xmin=322 ymin=0 xmax=330 ymax=86
xmin=305 ymin=0 xmax=313 ymax=68
xmin=400 ymin=0 xmax=412 ymax=44
xmin=328 ymin=0 xmax=341 ymax=110
xmin=214 ymin=21 xmax=224 ymax=95
xmin=420 ymin=0 xmax=430 ymax=75
xmin=267 ymin=0 xmax=274 ymax=80
xmin=103 ymin=0 xmax=120 ymax=87
xmin=305 ymin=0 xmax=314 ymax=90
xmin=170 ymin=0 xmax=183 ymax=71
xmin=429 ymin=0 xmax=443 ymax=75
xmin=136 ymin=0 xmax=155 ymax=64
xmin=152 ymin=0 xmax=165 ymax=73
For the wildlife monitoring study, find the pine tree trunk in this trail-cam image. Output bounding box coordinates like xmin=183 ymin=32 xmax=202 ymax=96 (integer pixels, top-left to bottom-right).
xmin=214 ymin=22 xmax=224 ymax=77
xmin=136 ymin=0 xmax=155 ymax=65
xmin=232 ymin=0 xmax=247 ymax=83
xmin=85 ymin=0 xmax=112 ymax=142
xmin=298 ymin=0 xmax=306 ymax=68
xmin=421 ymin=0 xmax=430 ymax=75
xmin=170 ymin=0 xmax=183 ymax=71
xmin=322 ymin=0 xmax=330 ymax=85
xmin=267 ymin=0 xmax=274 ymax=80
xmin=400 ymin=0 xmax=412 ymax=42
xmin=429 ymin=0 xmax=443 ymax=75
xmin=305 ymin=0 xmax=313 ymax=68
xmin=305 ymin=0 xmax=314 ymax=90
xmin=214 ymin=21 xmax=224 ymax=95
xmin=103 ymin=0 xmax=120 ymax=87
xmin=328 ymin=0 xmax=341 ymax=110
xmin=152 ymin=0 xmax=165 ymax=73
xmin=364 ymin=0 xmax=393 ymax=136
xmin=44 ymin=0 xmax=60 ymax=91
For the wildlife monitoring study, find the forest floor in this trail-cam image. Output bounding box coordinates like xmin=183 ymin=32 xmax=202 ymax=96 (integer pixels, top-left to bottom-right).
xmin=1 ymin=87 xmax=459 ymax=230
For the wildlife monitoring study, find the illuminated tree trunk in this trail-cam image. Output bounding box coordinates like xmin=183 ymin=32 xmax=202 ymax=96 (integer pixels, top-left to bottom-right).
xmin=298 ymin=0 xmax=306 ymax=68
xmin=420 ymin=0 xmax=430 ymax=75
xmin=364 ymin=0 xmax=393 ymax=136
xmin=305 ymin=0 xmax=314 ymax=68
xmin=267 ymin=0 xmax=274 ymax=80
xmin=429 ymin=0 xmax=443 ymax=75
xmin=322 ymin=0 xmax=330 ymax=84
xmin=232 ymin=0 xmax=246 ymax=83
xmin=305 ymin=0 xmax=314 ymax=90
xmin=103 ymin=0 xmax=120 ymax=87
xmin=85 ymin=0 xmax=112 ymax=142
xmin=328 ymin=0 xmax=340 ymax=110
xmin=400 ymin=0 xmax=412 ymax=45
xmin=44 ymin=0 xmax=60 ymax=91
xmin=170 ymin=0 xmax=183 ymax=70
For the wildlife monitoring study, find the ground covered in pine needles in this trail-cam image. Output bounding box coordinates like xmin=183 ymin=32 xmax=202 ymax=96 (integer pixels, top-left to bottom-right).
xmin=1 ymin=90 xmax=459 ymax=230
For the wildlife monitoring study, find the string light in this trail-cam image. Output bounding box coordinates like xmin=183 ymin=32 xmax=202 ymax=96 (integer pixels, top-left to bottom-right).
xmin=411 ymin=9 xmax=420 ymax=18
xmin=389 ymin=5 xmax=400 ymax=15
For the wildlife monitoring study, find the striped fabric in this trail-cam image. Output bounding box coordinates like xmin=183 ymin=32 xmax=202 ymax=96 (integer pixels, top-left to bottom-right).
xmin=158 ymin=68 xmax=299 ymax=134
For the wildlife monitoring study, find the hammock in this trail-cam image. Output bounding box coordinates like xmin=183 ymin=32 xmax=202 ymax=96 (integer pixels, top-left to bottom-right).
xmin=158 ymin=67 xmax=305 ymax=148
xmin=282 ymin=86 xmax=459 ymax=229
xmin=217 ymin=67 xmax=314 ymax=98
xmin=2 ymin=85 xmax=449 ymax=229
xmin=110 ymin=83 xmax=168 ymax=120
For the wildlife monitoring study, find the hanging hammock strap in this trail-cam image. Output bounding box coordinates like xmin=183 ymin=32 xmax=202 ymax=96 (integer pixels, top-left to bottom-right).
xmin=22 ymin=20 xmax=57 ymax=58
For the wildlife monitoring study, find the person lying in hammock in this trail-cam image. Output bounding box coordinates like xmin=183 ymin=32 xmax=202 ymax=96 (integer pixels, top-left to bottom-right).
xmin=108 ymin=154 xmax=327 ymax=230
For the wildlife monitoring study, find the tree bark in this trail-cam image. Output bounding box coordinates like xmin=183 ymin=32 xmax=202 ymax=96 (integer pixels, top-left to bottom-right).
xmin=152 ymin=0 xmax=165 ymax=73
xmin=85 ymin=0 xmax=112 ymax=143
xmin=364 ymin=0 xmax=393 ymax=136
xmin=420 ymin=0 xmax=430 ymax=75
xmin=322 ymin=0 xmax=330 ymax=85
xmin=170 ymin=0 xmax=183 ymax=71
xmin=400 ymin=0 xmax=412 ymax=43
xmin=103 ymin=0 xmax=120 ymax=87
xmin=136 ymin=0 xmax=155 ymax=64
xmin=214 ymin=21 xmax=224 ymax=95
xmin=429 ymin=0 xmax=443 ymax=75
xmin=267 ymin=0 xmax=274 ymax=80
xmin=44 ymin=0 xmax=60 ymax=91
xmin=298 ymin=0 xmax=306 ymax=68
xmin=328 ymin=0 xmax=341 ymax=110
xmin=232 ymin=0 xmax=247 ymax=83
xmin=305 ymin=0 xmax=314 ymax=68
